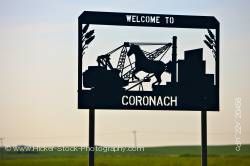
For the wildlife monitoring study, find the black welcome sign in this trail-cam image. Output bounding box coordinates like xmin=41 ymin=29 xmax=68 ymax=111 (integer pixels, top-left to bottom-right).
xmin=78 ymin=11 xmax=220 ymax=111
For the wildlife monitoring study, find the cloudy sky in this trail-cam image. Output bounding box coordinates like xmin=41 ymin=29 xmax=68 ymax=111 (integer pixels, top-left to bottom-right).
xmin=0 ymin=0 xmax=249 ymax=147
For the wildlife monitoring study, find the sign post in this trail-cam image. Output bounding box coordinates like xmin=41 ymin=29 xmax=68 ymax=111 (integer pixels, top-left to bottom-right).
xmin=77 ymin=11 xmax=220 ymax=166
xmin=89 ymin=109 xmax=95 ymax=166
xmin=201 ymin=111 xmax=207 ymax=166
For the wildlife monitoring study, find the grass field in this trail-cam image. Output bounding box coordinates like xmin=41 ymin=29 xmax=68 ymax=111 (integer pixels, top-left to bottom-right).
xmin=0 ymin=145 xmax=249 ymax=166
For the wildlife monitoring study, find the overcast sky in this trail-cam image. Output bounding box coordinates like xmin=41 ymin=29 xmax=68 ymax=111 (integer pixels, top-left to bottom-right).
xmin=0 ymin=0 xmax=249 ymax=147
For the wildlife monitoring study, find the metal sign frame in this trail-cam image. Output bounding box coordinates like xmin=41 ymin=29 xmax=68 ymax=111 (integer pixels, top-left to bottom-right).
xmin=78 ymin=11 xmax=220 ymax=166
xmin=78 ymin=11 xmax=220 ymax=111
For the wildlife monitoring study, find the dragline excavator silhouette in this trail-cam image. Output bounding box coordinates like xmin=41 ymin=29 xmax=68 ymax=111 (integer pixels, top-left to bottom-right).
xmin=82 ymin=41 xmax=174 ymax=91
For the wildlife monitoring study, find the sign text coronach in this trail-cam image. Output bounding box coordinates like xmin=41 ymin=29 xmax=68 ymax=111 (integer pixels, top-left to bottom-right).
xmin=122 ymin=95 xmax=178 ymax=107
